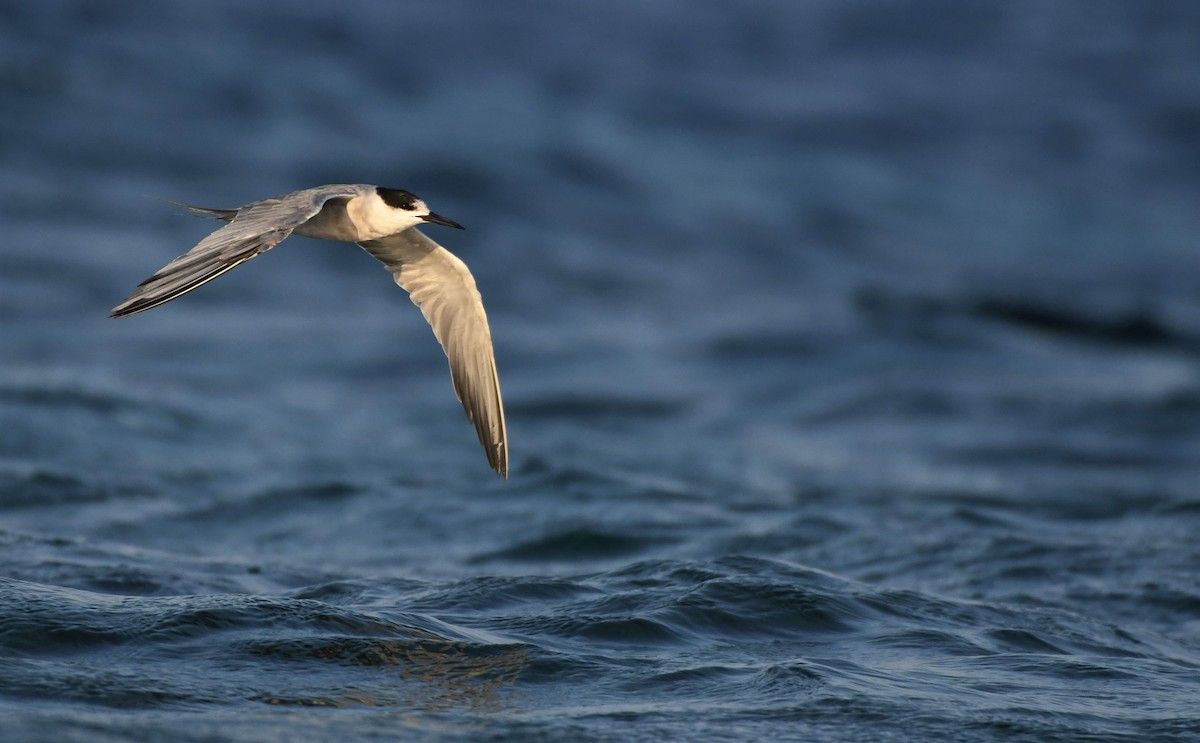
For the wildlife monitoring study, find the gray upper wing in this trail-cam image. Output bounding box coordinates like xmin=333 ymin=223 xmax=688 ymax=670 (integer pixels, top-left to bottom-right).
xmin=358 ymin=229 xmax=509 ymax=478
xmin=111 ymin=186 xmax=360 ymax=318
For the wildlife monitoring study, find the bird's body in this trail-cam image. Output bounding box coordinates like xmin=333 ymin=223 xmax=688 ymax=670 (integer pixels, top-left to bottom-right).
xmin=112 ymin=184 xmax=508 ymax=478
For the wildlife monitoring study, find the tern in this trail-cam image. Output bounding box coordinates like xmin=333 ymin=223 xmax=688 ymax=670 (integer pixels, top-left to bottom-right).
xmin=111 ymin=184 xmax=508 ymax=478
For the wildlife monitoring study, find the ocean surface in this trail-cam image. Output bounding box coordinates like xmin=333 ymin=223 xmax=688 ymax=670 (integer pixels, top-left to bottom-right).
xmin=2 ymin=1 xmax=1200 ymax=740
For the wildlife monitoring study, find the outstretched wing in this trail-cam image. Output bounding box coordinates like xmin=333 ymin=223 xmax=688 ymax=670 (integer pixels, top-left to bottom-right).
xmin=111 ymin=186 xmax=360 ymax=317
xmin=358 ymin=229 xmax=509 ymax=478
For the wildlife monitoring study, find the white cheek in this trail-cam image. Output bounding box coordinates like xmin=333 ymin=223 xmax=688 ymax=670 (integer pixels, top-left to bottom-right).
xmin=378 ymin=210 xmax=422 ymax=237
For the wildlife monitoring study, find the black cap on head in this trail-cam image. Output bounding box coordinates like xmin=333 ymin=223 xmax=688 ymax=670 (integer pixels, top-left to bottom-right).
xmin=376 ymin=187 xmax=419 ymax=210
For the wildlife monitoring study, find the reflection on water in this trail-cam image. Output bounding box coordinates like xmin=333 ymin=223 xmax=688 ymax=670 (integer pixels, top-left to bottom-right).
xmin=250 ymin=639 xmax=529 ymax=712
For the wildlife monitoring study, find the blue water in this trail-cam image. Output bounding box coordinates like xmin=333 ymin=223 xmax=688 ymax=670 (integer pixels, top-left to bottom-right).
xmin=3 ymin=1 xmax=1200 ymax=740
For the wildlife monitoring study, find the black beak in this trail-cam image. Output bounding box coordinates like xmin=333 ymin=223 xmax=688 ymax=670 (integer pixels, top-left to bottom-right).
xmin=422 ymin=212 xmax=465 ymax=230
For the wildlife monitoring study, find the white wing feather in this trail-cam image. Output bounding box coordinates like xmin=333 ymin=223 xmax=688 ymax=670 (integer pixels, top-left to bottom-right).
xmin=358 ymin=229 xmax=508 ymax=478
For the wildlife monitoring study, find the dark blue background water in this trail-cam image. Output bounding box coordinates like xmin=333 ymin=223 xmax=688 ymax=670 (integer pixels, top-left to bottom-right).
xmin=3 ymin=1 xmax=1199 ymax=740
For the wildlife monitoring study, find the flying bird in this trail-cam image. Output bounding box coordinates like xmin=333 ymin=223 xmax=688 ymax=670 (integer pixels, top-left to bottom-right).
xmin=112 ymin=184 xmax=508 ymax=478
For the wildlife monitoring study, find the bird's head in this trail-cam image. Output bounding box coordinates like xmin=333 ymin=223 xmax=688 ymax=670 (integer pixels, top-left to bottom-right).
xmin=374 ymin=186 xmax=464 ymax=233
